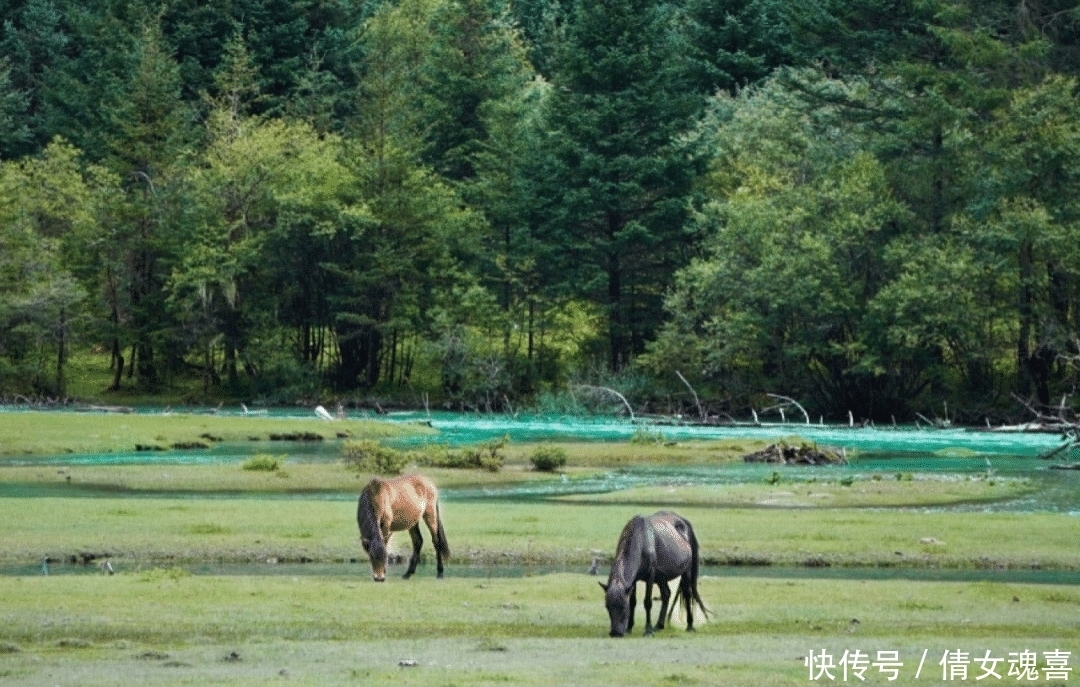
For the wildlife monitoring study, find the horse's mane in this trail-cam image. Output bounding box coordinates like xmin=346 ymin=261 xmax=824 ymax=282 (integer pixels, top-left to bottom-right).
xmin=357 ymin=484 xmax=385 ymax=562
xmin=609 ymin=516 xmax=644 ymax=588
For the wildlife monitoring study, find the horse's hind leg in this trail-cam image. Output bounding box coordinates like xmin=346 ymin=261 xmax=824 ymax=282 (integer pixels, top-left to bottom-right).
xmin=422 ymin=506 xmax=445 ymax=578
xmin=681 ymin=575 xmax=696 ymax=632
xmin=403 ymin=525 xmax=423 ymax=579
xmin=655 ymin=580 xmax=671 ymax=630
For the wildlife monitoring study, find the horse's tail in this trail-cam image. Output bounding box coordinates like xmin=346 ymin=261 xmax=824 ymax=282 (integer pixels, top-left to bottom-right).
xmin=685 ymin=519 xmax=710 ymax=619
xmin=669 ymin=518 xmax=710 ymax=623
xmin=435 ymin=498 xmax=451 ymax=560
xmin=357 ymin=487 xmax=385 ymax=562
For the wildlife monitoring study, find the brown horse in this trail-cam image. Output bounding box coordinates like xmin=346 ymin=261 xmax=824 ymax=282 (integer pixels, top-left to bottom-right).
xmin=357 ymin=474 xmax=450 ymax=581
xmin=600 ymin=511 xmax=709 ymax=637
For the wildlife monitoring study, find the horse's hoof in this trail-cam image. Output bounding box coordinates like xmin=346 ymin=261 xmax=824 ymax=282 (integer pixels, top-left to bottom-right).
xmin=644 ymin=629 xmax=654 ymax=637
xmin=402 ymin=573 xmax=413 ymax=579
xmin=686 ymin=626 xmax=696 ymax=632
xmin=437 ymin=573 xmax=444 ymax=579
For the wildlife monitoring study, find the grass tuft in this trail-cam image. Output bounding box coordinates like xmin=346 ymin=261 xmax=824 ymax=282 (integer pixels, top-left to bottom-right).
xmin=241 ymin=453 xmax=283 ymax=472
xmin=188 ymin=523 xmax=231 ymax=535
xmin=137 ymin=567 xmax=190 ymax=582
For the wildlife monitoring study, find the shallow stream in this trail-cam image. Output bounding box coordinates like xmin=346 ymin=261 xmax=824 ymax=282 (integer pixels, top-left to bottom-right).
xmin=10 ymin=560 xmax=1080 ymax=585
xmin=2 ymin=408 xmax=1079 ymax=513
xmin=4 ymin=408 xmax=1080 ymax=584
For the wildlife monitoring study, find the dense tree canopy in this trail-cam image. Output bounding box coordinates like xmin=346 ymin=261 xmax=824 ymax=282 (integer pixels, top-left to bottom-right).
xmin=1 ymin=0 xmax=1078 ymax=421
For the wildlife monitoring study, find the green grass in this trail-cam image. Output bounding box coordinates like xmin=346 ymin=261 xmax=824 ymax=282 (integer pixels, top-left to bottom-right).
xmin=4 ymin=496 xmax=1079 ymax=569
xmin=0 ymin=462 xmax=581 ymax=493
xmin=555 ymin=476 xmax=1034 ymax=509
xmin=4 ymin=574 xmax=1079 ymax=643
xmin=0 ymin=573 xmax=1077 ymax=686
xmin=2 ymin=425 xmax=1078 ymax=687
xmin=0 ymin=411 xmax=431 ymax=456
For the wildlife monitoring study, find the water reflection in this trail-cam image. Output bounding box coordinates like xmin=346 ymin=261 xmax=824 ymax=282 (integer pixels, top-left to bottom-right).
xmin=5 ymin=560 xmax=1080 ymax=585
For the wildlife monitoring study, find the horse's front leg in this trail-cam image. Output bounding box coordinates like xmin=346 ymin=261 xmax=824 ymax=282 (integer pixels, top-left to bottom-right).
xmin=403 ymin=525 xmax=423 ymax=579
xmin=656 ymin=580 xmax=671 ymax=630
xmin=643 ymin=580 xmax=655 ymax=636
xmin=627 ymin=585 xmax=637 ymax=635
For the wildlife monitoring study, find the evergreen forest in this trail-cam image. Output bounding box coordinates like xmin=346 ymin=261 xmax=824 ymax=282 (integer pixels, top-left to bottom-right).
xmin=1 ymin=0 xmax=1079 ymax=422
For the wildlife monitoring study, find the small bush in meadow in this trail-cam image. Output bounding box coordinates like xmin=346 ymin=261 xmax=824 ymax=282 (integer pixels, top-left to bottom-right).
xmin=242 ymin=453 xmax=283 ymax=472
xmin=530 ymin=445 xmax=568 ymax=472
xmin=342 ymin=440 xmax=410 ymax=475
xmin=416 ymin=436 xmax=507 ymax=472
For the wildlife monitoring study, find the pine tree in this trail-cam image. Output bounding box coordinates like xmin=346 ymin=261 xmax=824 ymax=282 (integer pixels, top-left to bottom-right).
xmin=541 ymin=0 xmax=705 ymax=370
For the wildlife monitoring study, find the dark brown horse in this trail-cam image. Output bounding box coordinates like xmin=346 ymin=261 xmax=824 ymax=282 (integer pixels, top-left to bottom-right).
xmin=600 ymin=511 xmax=709 ymax=637
xmin=357 ymin=474 xmax=450 ymax=581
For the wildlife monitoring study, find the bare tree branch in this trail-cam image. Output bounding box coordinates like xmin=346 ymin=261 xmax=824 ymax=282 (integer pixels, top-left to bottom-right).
xmin=574 ymin=384 xmax=635 ymax=421
xmin=765 ymin=393 xmax=810 ymax=425
xmin=675 ymin=371 xmax=705 ymax=421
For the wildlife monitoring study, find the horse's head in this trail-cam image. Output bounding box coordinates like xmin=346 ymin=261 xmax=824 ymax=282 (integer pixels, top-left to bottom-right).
xmin=599 ymin=580 xmax=631 ymax=637
xmin=357 ymin=488 xmax=387 ymax=582
xmin=360 ymin=534 xmax=387 ymax=581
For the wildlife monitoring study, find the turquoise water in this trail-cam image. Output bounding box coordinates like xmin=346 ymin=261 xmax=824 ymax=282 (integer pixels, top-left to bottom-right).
xmin=387 ymin=412 xmax=1073 ymax=457
xmin=3 ymin=407 xmax=1078 ymax=512
xmin=3 ymin=455 xmax=1078 ymax=513
xmin=6 ymin=408 xmax=1075 ymax=465
xmin=2 ymin=405 xmax=1074 ymax=455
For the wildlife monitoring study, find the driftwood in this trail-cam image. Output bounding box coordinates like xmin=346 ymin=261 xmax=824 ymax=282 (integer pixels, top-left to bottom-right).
xmin=1003 ymin=393 xmax=1079 ymax=460
xmin=80 ymin=404 xmax=135 ymax=413
xmin=1001 ymin=393 xmax=1079 ymax=433
xmin=743 ymin=442 xmax=847 ymax=466
xmin=573 ymin=384 xmax=635 ymax=421
xmin=765 ymin=393 xmax=810 ymax=424
xmin=675 ymin=371 xmax=705 ymax=421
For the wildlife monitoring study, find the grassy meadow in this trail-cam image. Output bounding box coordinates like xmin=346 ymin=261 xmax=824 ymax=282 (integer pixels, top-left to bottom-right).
xmin=1 ymin=573 xmax=1077 ymax=686
xmin=3 ymin=495 xmax=1079 ymax=568
xmin=1 ymin=411 xmax=1078 ymax=685
xmin=0 ymin=410 xmax=432 ymax=456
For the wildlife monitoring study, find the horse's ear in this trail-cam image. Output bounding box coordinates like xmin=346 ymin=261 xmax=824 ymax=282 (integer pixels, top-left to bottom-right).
xmin=598 ymin=582 xmax=608 ymax=592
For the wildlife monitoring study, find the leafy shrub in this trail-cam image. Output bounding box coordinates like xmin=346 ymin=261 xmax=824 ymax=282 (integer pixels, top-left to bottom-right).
xmin=530 ymin=445 xmax=568 ymax=472
xmin=342 ymin=440 xmax=411 ymax=475
xmin=242 ymin=453 xmax=283 ymax=472
xmin=416 ymin=436 xmax=507 ymax=472
xmin=630 ymin=427 xmax=666 ymax=444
